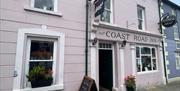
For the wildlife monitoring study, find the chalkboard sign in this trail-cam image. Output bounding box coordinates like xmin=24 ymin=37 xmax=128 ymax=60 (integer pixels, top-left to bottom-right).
xmin=79 ymin=76 xmax=97 ymax=91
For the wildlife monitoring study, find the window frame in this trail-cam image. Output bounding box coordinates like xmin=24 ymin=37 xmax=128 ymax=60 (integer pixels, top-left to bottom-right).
xmin=13 ymin=29 xmax=65 ymax=91
xmin=136 ymin=45 xmax=158 ymax=74
xmin=100 ymin=0 xmax=113 ymax=23
xmin=175 ymin=52 xmax=180 ymax=70
xmin=31 ymin=0 xmax=58 ymax=12
xmin=24 ymin=37 xmax=58 ymax=88
xmin=137 ymin=5 xmax=145 ymax=30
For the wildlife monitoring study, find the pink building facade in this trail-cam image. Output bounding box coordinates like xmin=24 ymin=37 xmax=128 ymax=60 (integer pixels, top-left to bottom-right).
xmin=0 ymin=0 xmax=87 ymax=91
xmin=0 ymin=0 xmax=165 ymax=91
xmin=89 ymin=0 xmax=165 ymax=91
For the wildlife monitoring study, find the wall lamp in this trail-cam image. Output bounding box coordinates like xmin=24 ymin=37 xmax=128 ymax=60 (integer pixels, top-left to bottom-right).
xmin=121 ymin=40 xmax=127 ymax=47
xmin=89 ymin=38 xmax=97 ymax=45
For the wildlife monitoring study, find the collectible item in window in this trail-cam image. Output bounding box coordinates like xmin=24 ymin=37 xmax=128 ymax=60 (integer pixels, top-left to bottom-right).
xmin=26 ymin=64 xmax=53 ymax=88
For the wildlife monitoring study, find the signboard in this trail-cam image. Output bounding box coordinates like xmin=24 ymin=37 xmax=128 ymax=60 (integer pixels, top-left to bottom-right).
xmin=161 ymin=15 xmax=177 ymax=27
xmin=94 ymin=0 xmax=106 ymax=17
xmin=96 ymin=29 xmax=161 ymax=45
xmin=79 ymin=76 xmax=97 ymax=91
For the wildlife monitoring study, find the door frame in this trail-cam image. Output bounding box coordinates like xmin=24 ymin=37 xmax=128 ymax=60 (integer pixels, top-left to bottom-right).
xmin=97 ymin=42 xmax=115 ymax=90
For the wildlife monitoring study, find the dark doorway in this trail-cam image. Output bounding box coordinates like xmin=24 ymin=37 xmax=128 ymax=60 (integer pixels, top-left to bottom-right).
xmin=99 ymin=49 xmax=113 ymax=91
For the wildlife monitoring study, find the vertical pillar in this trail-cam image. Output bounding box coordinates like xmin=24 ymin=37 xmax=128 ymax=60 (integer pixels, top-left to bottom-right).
xmin=119 ymin=45 xmax=125 ymax=91
xmin=159 ymin=46 xmax=167 ymax=84
xmin=130 ymin=44 xmax=136 ymax=76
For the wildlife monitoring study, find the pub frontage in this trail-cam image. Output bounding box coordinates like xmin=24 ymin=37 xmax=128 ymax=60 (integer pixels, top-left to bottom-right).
xmin=89 ymin=23 xmax=165 ymax=91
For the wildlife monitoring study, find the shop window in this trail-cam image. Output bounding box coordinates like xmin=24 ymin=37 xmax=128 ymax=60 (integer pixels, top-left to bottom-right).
xmin=13 ymin=29 xmax=65 ymax=90
xmin=175 ymin=53 xmax=180 ymax=70
xmin=31 ymin=0 xmax=58 ymax=12
xmin=136 ymin=46 xmax=157 ymax=73
xmin=137 ymin=5 xmax=145 ymax=30
xmin=100 ymin=0 xmax=113 ymax=23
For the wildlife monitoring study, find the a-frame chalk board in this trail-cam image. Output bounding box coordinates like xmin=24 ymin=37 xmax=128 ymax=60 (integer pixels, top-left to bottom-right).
xmin=79 ymin=76 xmax=97 ymax=91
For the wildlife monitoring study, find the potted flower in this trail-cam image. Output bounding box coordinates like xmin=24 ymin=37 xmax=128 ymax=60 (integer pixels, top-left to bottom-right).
xmin=26 ymin=65 xmax=53 ymax=88
xmin=124 ymin=75 xmax=136 ymax=91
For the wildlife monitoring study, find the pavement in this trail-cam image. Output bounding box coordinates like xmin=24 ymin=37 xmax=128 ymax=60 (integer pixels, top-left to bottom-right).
xmin=138 ymin=81 xmax=180 ymax=91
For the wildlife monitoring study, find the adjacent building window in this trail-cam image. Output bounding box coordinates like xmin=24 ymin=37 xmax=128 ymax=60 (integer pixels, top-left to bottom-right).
xmin=137 ymin=5 xmax=145 ymax=30
xmin=174 ymin=24 xmax=179 ymax=40
xmin=31 ymin=0 xmax=58 ymax=12
xmin=100 ymin=0 xmax=112 ymax=23
xmin=175 ymin=53 xmax=180 ymax=70
xmin=136 ymin=46 xmax=157 ymax=72
xmin=172 ymin=9 xmax=179 ymax=40
xmin=13 ymin=29 xmax=65 ymax=90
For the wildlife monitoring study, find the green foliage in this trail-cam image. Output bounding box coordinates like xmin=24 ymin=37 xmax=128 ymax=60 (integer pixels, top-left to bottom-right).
xmin=26 ymin=65 xmax=53 ymax=81
xmin=124 ymin=75 xmax=136 ymax=88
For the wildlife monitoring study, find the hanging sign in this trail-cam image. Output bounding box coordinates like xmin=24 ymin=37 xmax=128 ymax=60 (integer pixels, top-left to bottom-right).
xmin=94 ymin=0 xmax=106 ymax=17
xmin=161 ymin=15 xmax=177 ymax=27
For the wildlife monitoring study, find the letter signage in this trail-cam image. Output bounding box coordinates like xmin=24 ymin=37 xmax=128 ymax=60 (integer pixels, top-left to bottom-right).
xmin=97 ymin=30 xmax=161 ymax=45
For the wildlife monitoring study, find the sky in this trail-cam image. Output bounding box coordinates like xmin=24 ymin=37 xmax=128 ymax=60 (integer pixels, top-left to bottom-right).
xmin=169 ymin=0 xmax=180 ymax=6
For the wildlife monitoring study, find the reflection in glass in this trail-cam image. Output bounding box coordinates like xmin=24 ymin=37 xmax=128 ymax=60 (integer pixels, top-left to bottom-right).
xmin=152 ymin=59 xmax=157 ymax=70
xmin=136 ymin=47 xmax=140 ymax=58
xmin=30 ymin=40 xmax=54 ymax=60
xmin=141 ymin=47 xmax=150 ymax=54
xmin=34 ymin=0 xmax=54 ymax=11
xmin=152 ymin=48 xmax=156 ymax=57
xmin=136 ymin=59 xmax=141 ymax=72
xmin=141 ymin=56 xmax=152 ymax=71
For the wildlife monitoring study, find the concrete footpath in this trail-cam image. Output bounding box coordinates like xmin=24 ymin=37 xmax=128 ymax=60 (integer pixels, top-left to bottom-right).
xmin=138 ymin=81 xmax=180 ymax=91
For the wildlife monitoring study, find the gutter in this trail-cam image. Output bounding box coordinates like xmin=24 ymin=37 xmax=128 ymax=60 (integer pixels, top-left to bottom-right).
xmin=85 ymin=0 xmax=91 ymax=76
xmin=158 ymin=0 xmax=168 ymax=84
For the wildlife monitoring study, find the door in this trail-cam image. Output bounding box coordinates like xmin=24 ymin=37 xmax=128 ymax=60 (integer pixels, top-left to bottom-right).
xmin=99 ymin=43 xmax=113 ymax=91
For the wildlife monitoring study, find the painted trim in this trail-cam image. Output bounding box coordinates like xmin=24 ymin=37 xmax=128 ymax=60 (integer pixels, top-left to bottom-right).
xmin=24 ymin=6 xmax=62 ymax=17
xmin=93 ymin=23 xmax=162 ymax=38
xmin=159 ymin=46 xmax=167 ymax=84
xmin=119 ymin=47 xmax=125 ymax=91
xmin=130 ymin=44 xmax=136 ymax=75
xmin=13 ymin=28 xmax=65 ymax=90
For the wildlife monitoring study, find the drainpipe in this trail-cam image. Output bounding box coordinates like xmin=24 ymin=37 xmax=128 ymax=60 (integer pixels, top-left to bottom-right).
xmin=158 ymin=0 xmax=168 ymax=84
xmin=85 ymin=0 xmax=91 ymax=76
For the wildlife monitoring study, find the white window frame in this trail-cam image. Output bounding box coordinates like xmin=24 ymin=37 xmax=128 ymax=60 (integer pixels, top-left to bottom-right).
xmin=175 ymin=53 xmax=180 ymax=70
xmin=31 ymin=0 xmax=58 ymax=12
xmin=24 ymin=37 xmax=57 ymax=88
xmin=13 ymin=28 xmax=65 ymax=91
xmin=137 ymin=5 xmax=145 ymax=30
xmin=174 ymin=25 xmax=179 ymax=40
xmin=136 ymin=45 xmax=158 ymax=74
xmin=176 ymin=42 xmax=180 ymax=49
xmin=100 ymin=0 xmax=113 ymax=23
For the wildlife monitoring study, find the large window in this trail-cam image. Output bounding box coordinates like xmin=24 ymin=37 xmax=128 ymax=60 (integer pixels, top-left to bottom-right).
xmin=100 ymin=0 xmax=112 ymax=23
xmin=31 ymin=0 xmax=58 ymax=12
xmin=175 ymin=53 xmax=180 ymax=70
xmin=136 ymin=46 xmax=157 ymax=73
xmin=137 ymin=5 xmax=145 ymax=30
xmin=13 ymin=29 xmax=65 ymax=90
xmin=25 ymin=38 xmax=57 ymax=88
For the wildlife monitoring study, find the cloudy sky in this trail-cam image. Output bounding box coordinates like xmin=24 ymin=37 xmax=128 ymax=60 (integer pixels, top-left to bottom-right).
xmin=169 ymin=0 xmax=180 ymax=6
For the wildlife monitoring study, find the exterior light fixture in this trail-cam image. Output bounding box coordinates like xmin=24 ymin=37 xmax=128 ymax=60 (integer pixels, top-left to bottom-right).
xmin=121 ymin=40 xmax=127 ymax=47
